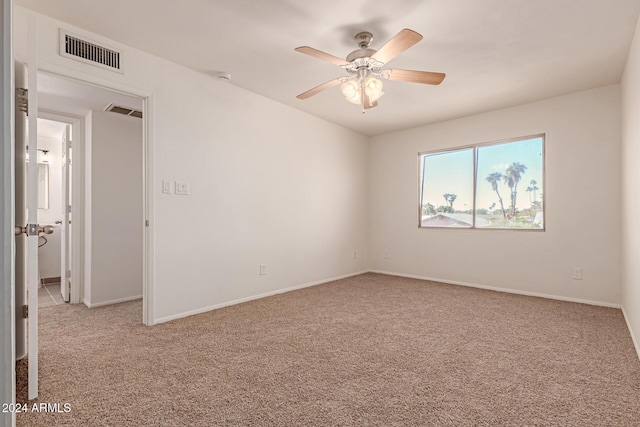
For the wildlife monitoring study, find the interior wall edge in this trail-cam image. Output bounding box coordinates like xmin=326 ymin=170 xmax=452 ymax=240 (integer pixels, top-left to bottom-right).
xmin=84 ymin=295 xmax=142 ymax=309
xmin=153 ymin=270 xmax=370 ymax=325
xmin=369 ymin=270 xmax=623 ymax=309
xmin=622 ymin=305 xmax=640 ymax=361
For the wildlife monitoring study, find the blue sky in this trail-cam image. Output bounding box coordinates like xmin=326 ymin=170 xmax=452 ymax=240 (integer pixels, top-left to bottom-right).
xmin=421 ymin=136 xmax=544 ymax=212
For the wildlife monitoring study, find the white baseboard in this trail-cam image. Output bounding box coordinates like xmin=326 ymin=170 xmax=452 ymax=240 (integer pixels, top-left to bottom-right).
xmin=85 ymin=294 xmax=142 ymax=308
xmin=369 ymin=270 xmax=622 ymax=309
xmin=154 ymin=270 xmax=369 ymax=325
xmin=622 ymin=306 xmax=640 ymax=361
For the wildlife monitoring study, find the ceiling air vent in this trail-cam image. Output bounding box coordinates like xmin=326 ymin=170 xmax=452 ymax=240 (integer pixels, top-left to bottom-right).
xmin=105 ymin=104 xmax=143 ymax=119
xmin=59 ymin=30 xmax=123 ymax=73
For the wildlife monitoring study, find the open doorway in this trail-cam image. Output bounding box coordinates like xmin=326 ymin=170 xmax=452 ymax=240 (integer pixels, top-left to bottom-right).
xmin=34 ymin=117 xmax=70 ymax=307
xmin=14 ymin=64 xmax=150 ymax=404
xmin=34 ymin=72 xmax=145 ymax=310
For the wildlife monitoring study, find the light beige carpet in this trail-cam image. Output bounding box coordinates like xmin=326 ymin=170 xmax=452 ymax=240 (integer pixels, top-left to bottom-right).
xmin=16 ymin=273 xmax=640 ymax=426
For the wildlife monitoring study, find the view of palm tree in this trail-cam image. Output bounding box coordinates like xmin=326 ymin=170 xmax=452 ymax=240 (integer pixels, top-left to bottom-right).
xmin=420 ymin=136 xmax=543 ymax=229
xmin=526 ymin=179 xmax=539 ymax=207
xmin=504 ymin=162 xmax=527 ymax=217
xmin=485 ymin=172 xmax=506 ymax=219
xmin=443 ymin=193 xmax=457 ymax=212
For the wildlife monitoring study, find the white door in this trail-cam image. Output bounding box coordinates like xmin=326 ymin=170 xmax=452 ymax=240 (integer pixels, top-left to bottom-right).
xmin=60 ymin=125 xmax=71 ymax=302
xmin=26 ymin=15 xmax=39 ymax=400
xmin=14 ymin=65 xmax=27 ymax=362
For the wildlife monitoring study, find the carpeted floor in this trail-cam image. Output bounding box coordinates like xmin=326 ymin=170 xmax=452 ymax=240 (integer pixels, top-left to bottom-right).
xmin=16 ymin=273 xmax=640 ymax=426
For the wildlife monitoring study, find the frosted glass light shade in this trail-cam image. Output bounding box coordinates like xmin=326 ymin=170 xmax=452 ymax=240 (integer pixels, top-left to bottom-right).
xmin=340 ymin=78 xmax=362 ymax=104
xmin=365 ymin=76 xmax=384 ymax=102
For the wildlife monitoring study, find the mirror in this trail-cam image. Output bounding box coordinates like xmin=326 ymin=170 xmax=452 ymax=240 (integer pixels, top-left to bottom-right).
xmin=37 ymin=163 xmax=49 ymax=209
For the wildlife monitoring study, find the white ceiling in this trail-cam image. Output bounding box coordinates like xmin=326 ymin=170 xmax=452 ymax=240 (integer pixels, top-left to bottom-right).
xmin=38 ymin=72 xmax=142 ymax=118
xmin=37 ymin=117 xmax=67 ymax=140
xmin=16 ymin=0 xmax=640 ymax=136
xmin=37 ymin=73 xmax=141 ymax=139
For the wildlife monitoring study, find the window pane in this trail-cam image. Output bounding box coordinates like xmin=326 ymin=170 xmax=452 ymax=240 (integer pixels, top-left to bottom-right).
xmin=420 ymin=148 xmax=474 ymax=228
xmin=475 ymin=137 xmax=544 ymax=229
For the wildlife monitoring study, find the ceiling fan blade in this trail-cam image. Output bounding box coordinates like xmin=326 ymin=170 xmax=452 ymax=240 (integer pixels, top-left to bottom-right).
xmin=387 ymin=69 xmax=446 ymax=85
xmin=296 ymin=78 xmax=342 ymax=99
xmin=295 ymin=46 xmax=349 ymax=66
xmin=371 ymin=29 xmax=423 ymax=65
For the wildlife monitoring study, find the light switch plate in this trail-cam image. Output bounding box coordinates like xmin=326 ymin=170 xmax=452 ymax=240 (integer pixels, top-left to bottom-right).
xmin=162 ymin=180 xmax=173 ymax=194
xmin=175 ymin=181 xmax=190 ymax=195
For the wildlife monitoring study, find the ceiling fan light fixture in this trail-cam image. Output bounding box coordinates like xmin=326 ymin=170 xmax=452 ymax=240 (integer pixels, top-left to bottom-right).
xmin=341 ymin=78 xmax=362 ymax=104
xmin=295 ymin=29 xmax=445 ymax=111
xmin=365 ymin=76 xmax=384 ymax=102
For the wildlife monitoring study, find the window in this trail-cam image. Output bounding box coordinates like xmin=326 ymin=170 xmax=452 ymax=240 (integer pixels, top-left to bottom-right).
xmin=419 ymin=134 xmax=544 ymax=230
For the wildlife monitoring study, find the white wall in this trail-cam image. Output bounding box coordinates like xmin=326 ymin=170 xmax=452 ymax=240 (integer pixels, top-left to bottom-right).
xmin=621 ymin=16 xmax=640 ymax=356
xmin=14 ymin=8 xmax=370 ymax=322
xmin=369 ymin=85 xmax=622 ymax=306
xmin=36 ymin=135 xmax=62 ymax=279
xmin=86 ymin=110 xmax=143 ymax=306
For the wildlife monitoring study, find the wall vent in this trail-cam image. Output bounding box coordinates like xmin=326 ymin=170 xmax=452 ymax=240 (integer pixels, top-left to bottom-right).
xmin=105 ymin=104 xmax=142 ymax=119
xmin=59 ymin=30 xmax=123 ymax=73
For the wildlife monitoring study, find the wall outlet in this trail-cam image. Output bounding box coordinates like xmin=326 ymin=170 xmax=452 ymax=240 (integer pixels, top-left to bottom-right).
xmin=384 ymin=249 xmax=390 ymax=260
xmin=572 ymin=267 xmax=583 ymax=280
xmin=259 ymin=264 xmax=267 ymax=275
xmin=353 ymin=250 xmax=358 ymax=259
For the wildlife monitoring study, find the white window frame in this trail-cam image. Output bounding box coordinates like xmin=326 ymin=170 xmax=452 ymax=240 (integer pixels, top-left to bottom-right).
xmin=418 ymin=133 xmax=546 ymax=231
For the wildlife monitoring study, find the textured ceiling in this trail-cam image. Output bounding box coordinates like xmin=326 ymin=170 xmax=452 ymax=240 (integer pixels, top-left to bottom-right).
xmin=15 ymin=0 xmax=640 ymax=136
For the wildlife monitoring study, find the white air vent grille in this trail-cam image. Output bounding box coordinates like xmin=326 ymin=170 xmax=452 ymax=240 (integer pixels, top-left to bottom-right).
xmin=59 ymin=30 xmax=123 ymax=73
xmin=105 ymin=104 xmax=142 ymax=119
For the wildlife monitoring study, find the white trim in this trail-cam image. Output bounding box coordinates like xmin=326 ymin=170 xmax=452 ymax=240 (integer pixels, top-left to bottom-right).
xmin=622 ymin=306 xmax=640 ymax=361
xmin=1 ymin=0 xmax=16 ymax=424
xmin=154 ymin=271 xmax=369 ymax=324
xmin=369 ymin=270 xmax=622 ymax=309
xmin=85 ymin=294 xmax=142 ymax=308
xmin=83 ymin=111 xmax=91 ymax=306
xmin=142 ymin=94 xmax=154 ymax=325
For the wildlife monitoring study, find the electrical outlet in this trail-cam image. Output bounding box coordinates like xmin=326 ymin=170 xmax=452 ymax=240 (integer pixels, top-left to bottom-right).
xmin=259 ymin=264 xmax=267 ymax=275
xmin=572 ymin=267 xmax=583 ymax=280
xmin=384 ymin=249 xmax=390 ymax=260
xmin=353 ymin=250 xmax=358 ymax=259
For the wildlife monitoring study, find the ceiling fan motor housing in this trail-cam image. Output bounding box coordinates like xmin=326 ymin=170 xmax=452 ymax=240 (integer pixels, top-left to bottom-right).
xmin=346 ymin=31 xmax=377 ymax=63
xmin=346 ymin=48 xmax=377 ymax=63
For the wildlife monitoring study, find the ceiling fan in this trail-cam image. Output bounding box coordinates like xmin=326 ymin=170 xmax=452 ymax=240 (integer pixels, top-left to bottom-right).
xmin=295 ymin=29 xmax=445 ymax=113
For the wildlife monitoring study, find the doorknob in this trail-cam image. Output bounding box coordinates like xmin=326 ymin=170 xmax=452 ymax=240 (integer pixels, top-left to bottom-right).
xmin=14 ymin=224 xmax=55 ymax=236
xmin=39 ymin=225 xmax=55 ymax=234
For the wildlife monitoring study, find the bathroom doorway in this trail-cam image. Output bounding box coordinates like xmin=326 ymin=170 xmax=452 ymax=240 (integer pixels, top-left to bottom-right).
xmin=34 ymin=116 xmax=74 ymax=307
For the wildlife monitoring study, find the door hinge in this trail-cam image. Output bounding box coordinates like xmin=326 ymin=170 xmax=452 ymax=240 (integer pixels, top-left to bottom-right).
xmin=16 ymin=88 xmax=28 ymax=114
xmin=22 ymin=305 xmax=28 ymax=319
